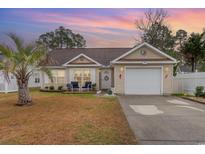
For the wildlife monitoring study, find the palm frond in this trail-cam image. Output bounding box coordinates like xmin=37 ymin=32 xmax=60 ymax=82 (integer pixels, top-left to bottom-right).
xmin=0 ymin=60 xmax=11 ymax=83
xmin=0 ymin=44 xmax=13 ymax=58
xmin=40 ymin=67 xmax=53 ymax=82
xmin=7 ymin=33 xmax=23 ymax=51
xmin=0 ymin=61 xmax=3 ymax=70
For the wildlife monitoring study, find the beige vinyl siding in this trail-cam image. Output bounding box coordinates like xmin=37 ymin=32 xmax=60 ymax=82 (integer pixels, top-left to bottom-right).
xmin=163 ymin=64 xmax=173 ymax=94
xmin=114 ymin=65 xmax=125 ymax=94
xmin=70 ymin=56 xmax=95 ymax=64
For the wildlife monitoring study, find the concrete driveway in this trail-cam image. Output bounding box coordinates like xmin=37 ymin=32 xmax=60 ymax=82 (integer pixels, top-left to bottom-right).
xmin=118 ymin=95 xmax=205 ymax=145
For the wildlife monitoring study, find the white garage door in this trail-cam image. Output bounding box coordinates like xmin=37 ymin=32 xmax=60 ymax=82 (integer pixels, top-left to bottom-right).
xmin=125 ymin=68 xmax=162 ymax=95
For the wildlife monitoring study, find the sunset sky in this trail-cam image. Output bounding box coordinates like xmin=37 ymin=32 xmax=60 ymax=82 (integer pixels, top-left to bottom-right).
xmin=0 ymin=8 xmax=205 ymax=47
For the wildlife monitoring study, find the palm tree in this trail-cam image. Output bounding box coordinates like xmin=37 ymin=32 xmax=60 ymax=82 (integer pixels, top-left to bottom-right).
xmin=181 ymin=32 xmax=205 ymax=72
xmin=0 ymin=33 xmax=51 ymax=106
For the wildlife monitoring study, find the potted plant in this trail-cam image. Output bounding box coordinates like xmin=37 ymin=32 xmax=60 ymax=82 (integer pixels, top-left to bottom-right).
xmin=58 ymin=86 xmax=63 ymax=91
xmin=195 ymin=86 xmax=204 ymax=97
xmin=49 ymin=86 xmax=55 ymax=91
xmin=107 ymin=88 xmax=113 ymax=95
xmin=92 ymin=83 xmax=96 ymax=91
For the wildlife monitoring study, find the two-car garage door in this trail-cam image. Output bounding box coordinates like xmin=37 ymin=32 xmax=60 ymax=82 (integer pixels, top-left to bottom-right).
xmin=125 ymin=68 xmax=162 ymax=95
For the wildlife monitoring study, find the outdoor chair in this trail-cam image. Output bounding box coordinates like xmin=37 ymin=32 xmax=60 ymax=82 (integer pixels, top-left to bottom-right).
xmin=82 ymin=81 xmax=92 ymax=91
xmin=70 ymin=81 xmax=80 ymax=91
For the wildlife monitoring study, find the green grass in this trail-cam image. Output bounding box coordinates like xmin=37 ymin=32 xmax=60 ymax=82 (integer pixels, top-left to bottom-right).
xmin=172 ymin=93 xmax=185 ymax=96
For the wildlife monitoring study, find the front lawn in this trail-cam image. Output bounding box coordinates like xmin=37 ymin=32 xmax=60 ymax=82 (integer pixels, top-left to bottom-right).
xmin=0 ymin=91 xmax=136 ymax=144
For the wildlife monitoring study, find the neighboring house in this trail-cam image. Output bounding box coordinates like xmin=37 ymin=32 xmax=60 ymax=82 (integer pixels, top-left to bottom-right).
xmin=41 ymin=42 xmax=177 ymax=95
xmin=0 ymin=70 xmax=41 ymax=93
xmin=0 ymin=54 xmax=41 ymax=93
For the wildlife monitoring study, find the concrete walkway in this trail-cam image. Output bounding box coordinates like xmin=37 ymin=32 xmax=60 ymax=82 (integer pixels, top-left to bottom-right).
xmin=118 ymin=95 xmax=205 ymax=145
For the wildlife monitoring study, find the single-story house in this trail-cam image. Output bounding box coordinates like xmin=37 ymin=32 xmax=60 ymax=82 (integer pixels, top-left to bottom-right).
xmin=41 ymin=42 xmax=177 ymax=95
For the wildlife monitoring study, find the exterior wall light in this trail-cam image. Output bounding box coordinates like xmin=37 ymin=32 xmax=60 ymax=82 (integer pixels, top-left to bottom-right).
xmin=120 ymin=66 xmax=124 ymax=72
xmin=165 ymin=67 xmax=169 ymax=72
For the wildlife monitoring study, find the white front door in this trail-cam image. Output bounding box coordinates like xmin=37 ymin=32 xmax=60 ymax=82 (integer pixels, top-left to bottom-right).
xmin=101 ymin=69 xmax=111 ymax=89
xmin=125 ymin=68 xmax=162 ymax=95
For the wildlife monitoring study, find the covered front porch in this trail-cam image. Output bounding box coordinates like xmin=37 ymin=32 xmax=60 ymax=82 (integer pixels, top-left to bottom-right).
xmin=41 ymin=67 xmax=99 ymax=92
xmin=40 ymin=67 xmax=114 ymax=93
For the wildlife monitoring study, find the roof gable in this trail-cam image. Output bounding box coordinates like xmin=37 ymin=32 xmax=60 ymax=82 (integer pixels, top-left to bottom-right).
xmin=62 ymin=53 xmax=102 ymax=66
xmin=111 ymin=42 xmax=177 ymax=64
xmin=70 ymin=55 xmax=95 ymax=64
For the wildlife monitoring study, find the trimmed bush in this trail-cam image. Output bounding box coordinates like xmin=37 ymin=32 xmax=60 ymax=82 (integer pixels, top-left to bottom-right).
xmin=92 ymin=83 xmax=96 ymax=91
xmin=195 ymin=86 xmax=204 ymax=97
xmin=49 ymin=86 xmax=55 ymax=90
xmin=58 ymin=86 xmax=63 ymax=91
xmin=107 ymin=89 xmax=113 ymax=95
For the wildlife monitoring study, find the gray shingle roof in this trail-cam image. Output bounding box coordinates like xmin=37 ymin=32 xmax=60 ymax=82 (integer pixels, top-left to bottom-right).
xmin=47 ymin=48 xmax=131 ymax=66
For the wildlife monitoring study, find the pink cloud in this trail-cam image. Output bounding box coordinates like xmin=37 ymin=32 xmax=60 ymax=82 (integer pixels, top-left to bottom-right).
xmin=13 ymin=10 xmax=139 ymax=32
xmin=167 ymin=9 xmax=205 ymax=33
xmin=9 ymin=9 xmax=205 ymax=47
xmin=85 ymin=33 xmax=136 ymax=48
xmin=11 ymin=10 xmax=139 ymax=47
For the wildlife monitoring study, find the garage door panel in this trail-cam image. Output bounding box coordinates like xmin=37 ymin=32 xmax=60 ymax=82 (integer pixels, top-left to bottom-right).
xmin=125 ymin=68 xmax=161 ymax=95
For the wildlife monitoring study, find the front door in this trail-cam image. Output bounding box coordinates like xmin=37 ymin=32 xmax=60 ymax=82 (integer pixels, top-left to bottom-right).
xmin=101 ymin=69 xmax=111 ymax=89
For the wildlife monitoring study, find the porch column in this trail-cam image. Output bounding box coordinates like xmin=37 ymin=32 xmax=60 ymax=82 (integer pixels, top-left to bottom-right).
xmin=65 ymin=68 xmax=70 ymax=84
xmin=95 ymin=68 xmax=100 ymax=90
xmin=40 ymin=71 xmax=44 ymax=89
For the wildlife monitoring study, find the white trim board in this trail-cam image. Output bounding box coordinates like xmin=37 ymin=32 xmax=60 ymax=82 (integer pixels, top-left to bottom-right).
xmin=64 ymin=64 xmax=102 ymax=67
xmin=62 ymin=53 xmax=102 ymax=66
xmin=111 ymin=42 xmax=177 ymax=64
xmin=113 ymin=61 xmax=176 ymax=64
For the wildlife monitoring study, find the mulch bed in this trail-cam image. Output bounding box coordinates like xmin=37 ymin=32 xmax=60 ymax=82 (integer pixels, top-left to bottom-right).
xmin=40 ymin=89 xmax=97 ymax=94
xmin=63 ymin=91 xmax=97 ymax=94
xmin=39 ymin=89 xmax=66 ymax=92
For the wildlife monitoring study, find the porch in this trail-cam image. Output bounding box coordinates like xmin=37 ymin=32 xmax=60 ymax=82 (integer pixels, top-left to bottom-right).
xmin=40 ymin=67 xmax=114 ymax=92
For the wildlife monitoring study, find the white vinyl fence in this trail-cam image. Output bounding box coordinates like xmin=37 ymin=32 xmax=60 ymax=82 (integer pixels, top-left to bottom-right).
xmin=173 ymin=72 xmax=205 ymax=95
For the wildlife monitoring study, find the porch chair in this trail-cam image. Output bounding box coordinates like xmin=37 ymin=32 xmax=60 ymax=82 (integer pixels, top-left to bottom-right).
xmin=82 ymin=81 xmax=92 ymax=91
xmin=70 ymin=81 xmax=80 ymax=91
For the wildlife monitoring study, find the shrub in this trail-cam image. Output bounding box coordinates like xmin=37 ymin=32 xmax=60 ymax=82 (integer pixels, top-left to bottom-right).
xmin=45 ymin=86 xmax=49 ymax=90
xmin=58 ymin=86 xmax=63 ymax=91
xmin=92 ymin=83 xmax=96 ymax=91
xmin=195 ymin=86 xmax=204 ymax=97
xmin=49 ymin=86 xmax=55 ymax=90
xmin=172 ymin=93 xmax=185 ymax=97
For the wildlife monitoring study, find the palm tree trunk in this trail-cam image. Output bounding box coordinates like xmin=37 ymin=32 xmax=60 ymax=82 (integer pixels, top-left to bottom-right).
xmin=191 ymin=57 xmax=195 ymax=72
xmin=17 ymin=79 xmax=32 ymax=105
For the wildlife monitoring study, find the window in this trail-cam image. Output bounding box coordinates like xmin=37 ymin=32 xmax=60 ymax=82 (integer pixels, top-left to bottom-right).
xmin=52 ymin=70 xmax=65 ymax=84
xmin=34 ymin=73 xmax=40 ymax=83
xmin=35 ymin=78 xmax=40 ymax=83
xmin=10 ymin=75 xmax=15 ymax=79
xmin=73 ymin=69 xmax=91 ymax=86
